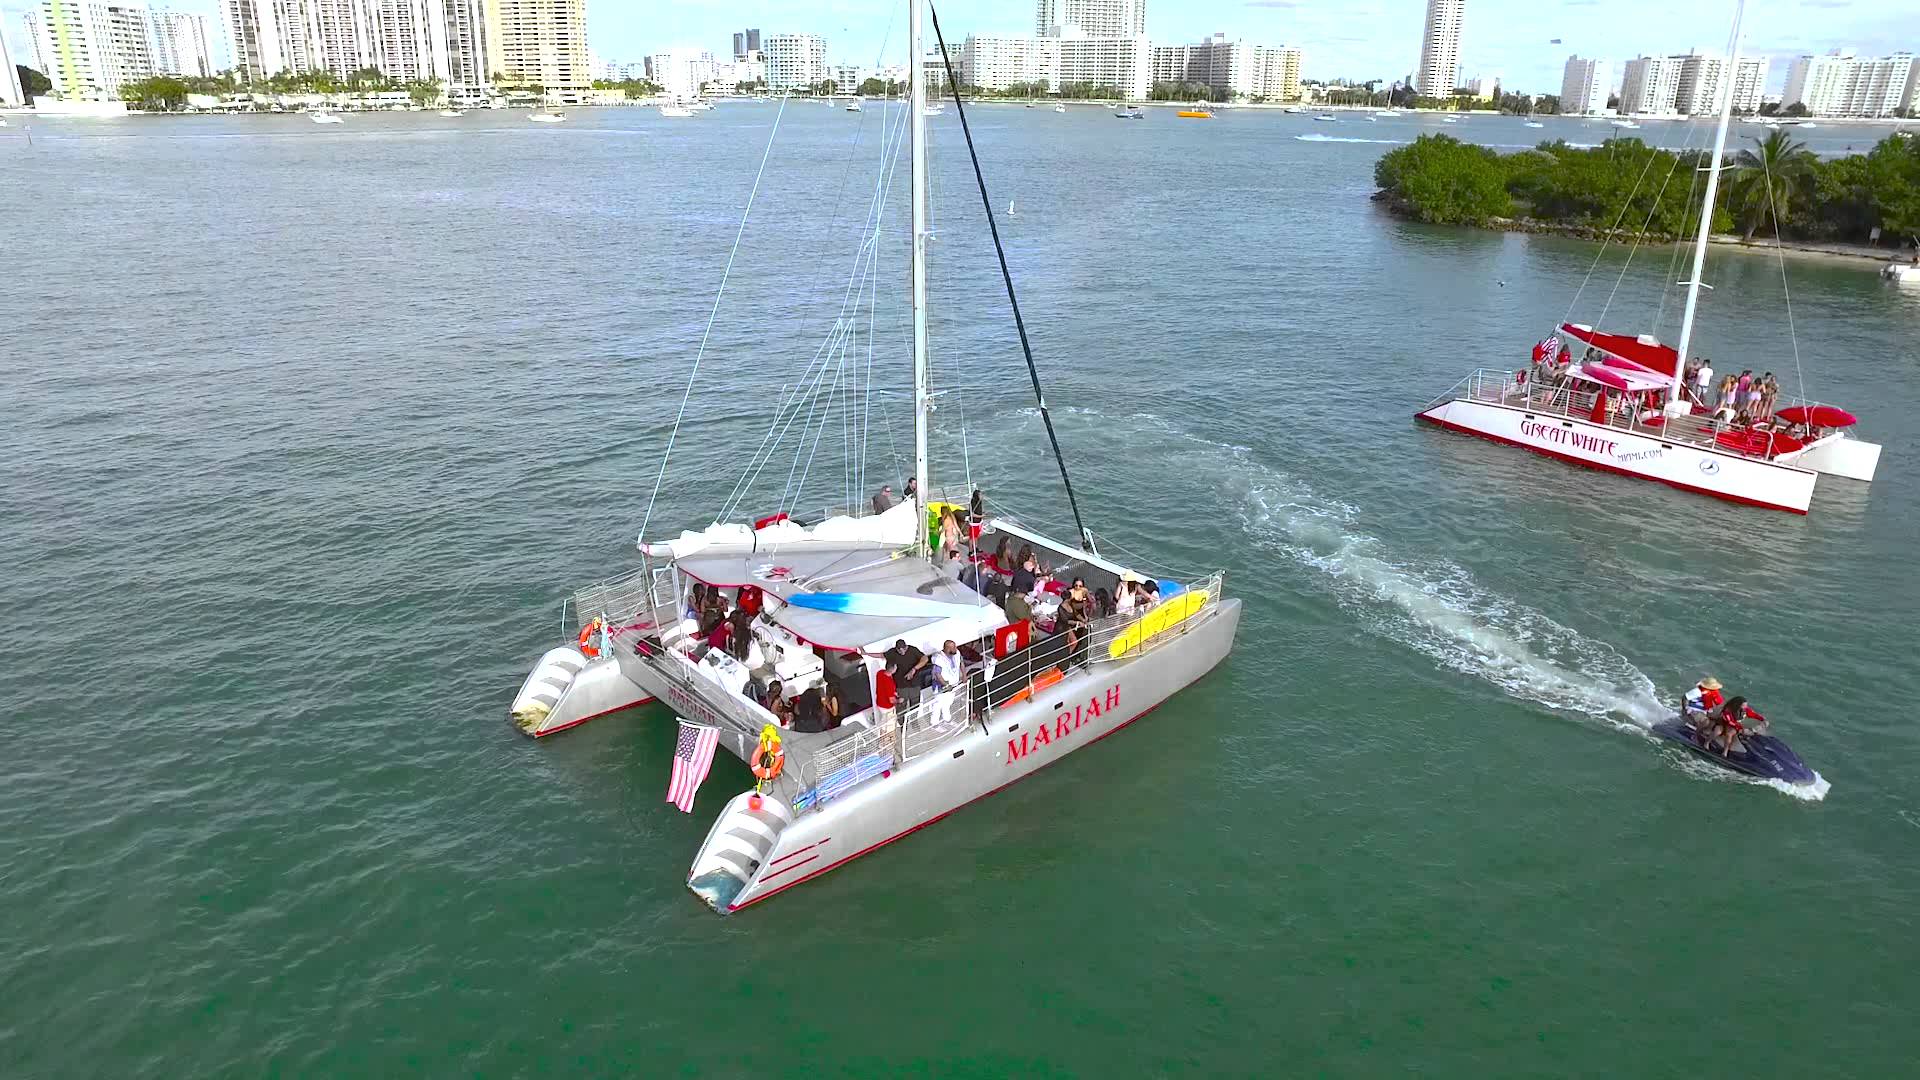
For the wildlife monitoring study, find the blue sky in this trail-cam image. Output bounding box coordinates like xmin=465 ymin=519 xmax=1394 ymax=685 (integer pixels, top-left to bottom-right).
xmin=6 ymin=1 xmax=1909 ymax=95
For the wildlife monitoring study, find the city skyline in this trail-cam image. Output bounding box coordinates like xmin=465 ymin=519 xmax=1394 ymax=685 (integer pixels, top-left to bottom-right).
xmin=2 ymin=0 xmax=1910 ymax=96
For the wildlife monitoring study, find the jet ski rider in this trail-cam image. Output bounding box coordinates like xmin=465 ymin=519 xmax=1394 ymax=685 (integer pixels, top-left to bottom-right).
xmin=1683 ymin=677 xmax=1725 ymax=722
xmin=1705 ymin=696 xmax=1769 ymax=756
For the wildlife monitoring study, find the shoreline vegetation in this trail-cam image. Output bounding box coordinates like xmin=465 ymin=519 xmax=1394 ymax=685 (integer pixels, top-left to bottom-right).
xmin=1372 ymin=132 xmax=1920 ymax=263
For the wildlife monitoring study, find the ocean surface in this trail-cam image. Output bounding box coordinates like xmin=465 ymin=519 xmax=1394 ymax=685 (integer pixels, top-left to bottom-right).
xmin=3 ymin=103 xmax=1918 ymax=1076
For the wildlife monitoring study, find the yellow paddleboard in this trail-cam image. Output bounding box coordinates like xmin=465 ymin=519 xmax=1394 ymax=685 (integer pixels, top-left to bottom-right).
xmin=1107 ymin=588 xmax=1210 ymax=659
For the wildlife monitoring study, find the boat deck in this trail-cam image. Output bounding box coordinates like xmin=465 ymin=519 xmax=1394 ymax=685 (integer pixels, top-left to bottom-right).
xmin=1430 ymin=368 xmax=1820 ymax=463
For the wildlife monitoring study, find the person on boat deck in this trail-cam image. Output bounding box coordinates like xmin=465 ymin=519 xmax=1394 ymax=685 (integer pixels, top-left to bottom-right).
xmin=872 ymin=484 xmax=896 ymax=515
xmin=957 ymin=552 xmax=989 ymax=594
xmin=1693 ymin=359 xmax=1714 ymax=406
xmin=1061 ymin=580 xmax=1093 ymax=658
xmin=763 ymin=679 xmax=793 ymax=726
xmin=1003 ymin=587 xmax=1034 ymax=627
xmin=1094 ymin=587 xmax=1115 ymax=619
xmin=903 ymin=477 xmax=919 ymax=503
xmin=969 ymin=489 xmax=986 ymax=545
xmin=727 ymin=607 xmax=753 ymax=661
xmin=885 ymin=638 xmax=932 ymax=701
xmin=931 ymin=639 xmax=964 ymax=692
xmin=939 ymin=506 xmax=963 ymax=558
xmin=989 ymin=537 xmax=1015 ymax=578
xmin=1115 ymin=578 xmax=1139 ymax=615
xmin=1684 ymin=676 xmax=1725 ymax=720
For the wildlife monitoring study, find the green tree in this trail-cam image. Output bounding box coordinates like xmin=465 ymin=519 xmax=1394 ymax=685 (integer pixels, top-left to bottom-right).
xmin=1726 ymin=130 xmax=1818 ymax=239
xmin=17 ymin=65 xmax=52 ymax=98
xmin=406 ymin=77 xmax=443 ymax=106
xmin=857 ymin=76 xmax=886 ymax=97
xmin=121 ymin=75 xmax=191 ymax=111
xmin=1373 ymin=134 xmax=1515 ymax=225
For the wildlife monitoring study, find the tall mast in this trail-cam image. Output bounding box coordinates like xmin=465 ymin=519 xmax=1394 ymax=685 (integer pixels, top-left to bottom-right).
xmin=908 ymin=0 xmax=931 ymax=550
xmin=1673 ymin=0 xmax=1746 ymax=396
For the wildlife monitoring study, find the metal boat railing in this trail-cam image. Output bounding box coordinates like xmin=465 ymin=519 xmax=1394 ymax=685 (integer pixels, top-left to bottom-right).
xmin=1429 ymin=367 xmax=1810 ymax=462
xmin=614 ymin=634 xmax=775 ymax=745
xmin=566 ymin=566 xmax=678 ymax=636
xmin=788 ymin=687 xmax=974 ymax=814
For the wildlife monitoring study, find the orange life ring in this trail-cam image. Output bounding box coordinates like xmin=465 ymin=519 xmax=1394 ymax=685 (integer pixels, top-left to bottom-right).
xmin=751 ymin=724 xmax=786 ymax=784
xmin=577 ymin=617 xmax=604 ymax=658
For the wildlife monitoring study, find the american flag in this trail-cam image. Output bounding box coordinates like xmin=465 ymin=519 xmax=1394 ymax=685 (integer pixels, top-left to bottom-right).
xmin=666 ymin=721 xmax=721 ymax=814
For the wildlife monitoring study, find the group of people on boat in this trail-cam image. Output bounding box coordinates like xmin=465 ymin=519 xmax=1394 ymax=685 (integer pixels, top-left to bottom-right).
xmin=1684 ymin=360 xmax=1782 ymax=426
xmin=1682 ymin=676 xmax=1769 ymax=755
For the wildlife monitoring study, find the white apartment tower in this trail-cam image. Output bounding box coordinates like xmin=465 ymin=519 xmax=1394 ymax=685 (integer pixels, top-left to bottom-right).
xmin=32 ymin=0 xmax=155 ymax=99
xmin=1035 ymin=0 xmax=1146 ymax=38
xmin=1784 ymin=51 xmax=1919 ymax=118
xmin=763 ymin=33 xmax=825 ymax=91
xmin=484 ymin=0 xmax=589 ymax=100
xmin=1250 ymin=45 xmax=1303 ymax=102
xmin=1619 ymin=54 xmax=1683 ymax=115
xmin=1673 ymin=52 xmax=1767 ymax=115
xmin=1151 ymin=34 xmax=1252 ymax=98
xmin=1559 ymin=56 xmax=1610 ymax=115
xmin=1414 ymin=0 xmax=1464 ymax=98
xmin=148 ymin=9 xmax=214 ymax=77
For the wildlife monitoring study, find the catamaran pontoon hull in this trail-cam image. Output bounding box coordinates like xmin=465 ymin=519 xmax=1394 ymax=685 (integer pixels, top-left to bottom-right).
xmin=1417 ymin=397 xmax=1821 ymax=513
xmin=509 ymin=648 xmax=654 ymax=737
xmin=686 ymin=598 xmax=1241 ymax=913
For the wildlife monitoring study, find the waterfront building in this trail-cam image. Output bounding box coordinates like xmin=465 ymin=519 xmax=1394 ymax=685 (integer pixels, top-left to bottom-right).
xmin=732 ymin=28 xmax=760 ymax=62
xmin=436 ymin=0 xmax=490 ymax=89
xmin=1673 ymin=52 xmax=1766 ymax=115
xmin=219 ymin=0 xmax=311 ymax=81
xmin=1249 ymin=45 xmax=1302 ymax=102
xmin=1057 ymin=33 xmax=1151 ymax=99
xmin=649 ymin=48 xmax=716 ymax=100
xmin=1619 ymin=54 xmax=1683 ymax=115
xmin=1559 ymin=56 xmax=1611 ymax=115
xmin=1468 ymin=72 xmax=1498 ymax=100
xmin=763 ymin=33 xmax=825 ymax=91
xmin=1151 ymin=34 xmax=1252 ymax=98
xmin=1 ymin=22 xmax=23 ymax=105
xmin=147 ymin=9 xmax=214 ymax=77
xmin=32 ymin=0 xmax=155 ymax=99
xmin=485 ymin=0 xmax=590 ymax=101
xmin=1414 ymin=0 xmax=1464 ymax=98
xmin=962 ymin=34 xmax=1060 ymax=90
xmin=1783 ymin=51 xmax=1918 ymax=118
xmin=1035 ymin=0 xmax=1145 ymax=39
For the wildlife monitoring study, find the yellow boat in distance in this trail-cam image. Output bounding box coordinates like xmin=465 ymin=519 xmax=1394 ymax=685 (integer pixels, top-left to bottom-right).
xmin=1177 ymin=109 xmax=1213 ymax=119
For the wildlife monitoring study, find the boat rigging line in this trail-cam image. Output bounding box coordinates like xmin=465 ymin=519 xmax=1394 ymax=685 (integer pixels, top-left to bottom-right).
xmin=1759 ymin=139 xmax=1811 ymax=408
xmin=928 ymin=2 xmax=1095 ymax=554
xmin=639 ymin=93 xmax=791 ymax=543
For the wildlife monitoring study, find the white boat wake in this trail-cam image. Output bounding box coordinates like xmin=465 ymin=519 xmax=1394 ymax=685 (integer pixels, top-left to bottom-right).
xmin=1293 ymin=133 xmax=1407 ymax=145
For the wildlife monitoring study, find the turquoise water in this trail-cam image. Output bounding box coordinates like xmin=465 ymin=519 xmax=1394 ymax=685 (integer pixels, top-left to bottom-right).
xmin=3 ymin=105 xmax=1918 ymax=1075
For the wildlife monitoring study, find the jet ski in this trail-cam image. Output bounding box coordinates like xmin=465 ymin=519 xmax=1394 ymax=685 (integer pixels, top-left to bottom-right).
xmin=1652 ymin=714 xmax=1816 ymax=786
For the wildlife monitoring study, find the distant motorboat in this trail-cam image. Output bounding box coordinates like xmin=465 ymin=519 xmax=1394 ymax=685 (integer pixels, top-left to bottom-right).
xmin=1442 ymin=116 xmax=1459 ymax=123
xmin=846 ymin=98 xmax=863 ymax=112
xmin=925 ymin=104 xmax=945 ymax=116
xmin=1281 ymin=105 xmax=1304 ymax=114
xmin=1024 ymin=102 xmax=1036 ymax=109
xmin=1115 ymin=107 xmax=1145 ymax=119
xmin=1313 ymin=114 xmax=1337 ymax=122
xmin=1524 ymin=120 xmax=1545 ymax=128
xmin=1883 ymin=261 xmax=1920 ymax=286
xmin=660 ymin=104 xmax=693 ymax=118
xmin=529 ymin=110 xmax=565 ymax=123
xmin=438 ymin=108 xmax=464 ymax=117
xmin=311 ymin=110 xmax=344 ymax=124
xmin=1176 ymin=108 xmax=1213 ymax=119
xmin=1374 ymin=109 xmax=1400 ymax=117
xmin=1053 ymin=103 xmax=1065 ymax=113
xmin=1611 ymin=119 xmax=1640 ymax=129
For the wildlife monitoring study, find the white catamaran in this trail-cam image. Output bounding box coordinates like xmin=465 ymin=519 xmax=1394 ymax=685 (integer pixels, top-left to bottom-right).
xmin=507 ymin=0 xmax=1241 ymax=914
xmin=1416 ymin=0 xmax=1881 ymax=514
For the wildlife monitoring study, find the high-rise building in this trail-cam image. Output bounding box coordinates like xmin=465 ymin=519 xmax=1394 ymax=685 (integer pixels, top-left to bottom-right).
xmin=32 ymin=0 xmax=155 ymax=99
xmin=1151 ymin=34 xmax=1252 ymax=98
xmin=960 ymin=34 xmax=1059 ymax=91
xmin=732 ymin=28 xmax=760 ymax=61
xmin=1672 ymin=52 xmax=1765 ymax=115
xmin=649 ymin=48 xmax=715 ymax=100
xmin=23 ymin=11 xmax=53 ymax=76
xmin=1 ymin=22 xmax=24 ymax=105
xmin=1414 ymin=0 xmax=1464 ymax=98
xmin=485 ymin=0 xmax=589 ymax=100
xmin=1058 ymin=34 xmax=1150 ymax=98
xmin=149 ymin=9 xmax=214 ymax=77
xmin=1619 ymin=54 xmax=1683 ymax=115
xmin=219 ymin=0 xmax=289 ymax=81
xmin=1784 ymin=51 xmax=1918 ymax=118
xmin=1250 ymin=45 xmax=1303 ymax=102
xmin=435 ymin=0 xmax=491 ymax=89
xmin=1035 ymin=0 xmax=1145 ymax=39
xmin=1559 ymin=56 xmax=1611 ymax=115
xmin=763 ymin=33 xmax=825 ymax=91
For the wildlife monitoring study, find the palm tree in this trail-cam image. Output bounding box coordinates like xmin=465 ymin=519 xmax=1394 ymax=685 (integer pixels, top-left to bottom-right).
xmin=1726 ymin=130 xmax=1818 ymax=240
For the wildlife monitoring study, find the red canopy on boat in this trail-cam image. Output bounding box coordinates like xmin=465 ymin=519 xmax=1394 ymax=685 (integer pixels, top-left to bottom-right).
xmin=1774 ymin=404 xmax=1858 ymax=428
xmin=1559 ymin=323 xmax=1680 ymax=378
xmin=1578 ymin=363 xmax=1631 ymax=391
